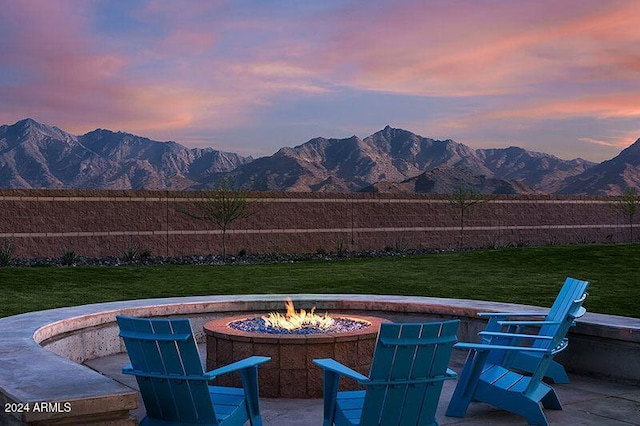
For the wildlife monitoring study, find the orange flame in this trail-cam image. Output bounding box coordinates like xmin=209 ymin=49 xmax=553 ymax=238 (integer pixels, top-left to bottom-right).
xmin=262 ymin=298 xmax=334 ymax=331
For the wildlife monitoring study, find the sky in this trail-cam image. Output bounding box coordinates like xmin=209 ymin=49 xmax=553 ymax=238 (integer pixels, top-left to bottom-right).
xmin=1 ymin=0 xmax=639 ymax=161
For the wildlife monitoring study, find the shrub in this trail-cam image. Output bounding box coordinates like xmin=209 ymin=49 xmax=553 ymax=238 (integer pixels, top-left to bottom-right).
xmin=121 ymin=238 xmax=151 ymax=262
xmin=0 ymin=239 xmax=14 ymax=267
xmin=139 ymin=248 xmax=151 ymax=260
xmin=61 ymin=250 xmax=79 ymax=266
xmin=394 ymin=238 xmax=407 ymax=253
xmin=575 ymin=234 xmax=594 ymax=245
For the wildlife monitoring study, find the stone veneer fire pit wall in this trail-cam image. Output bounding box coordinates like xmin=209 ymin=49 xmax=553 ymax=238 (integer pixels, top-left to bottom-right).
xmin=204 ymin=314 xmax=389 ymax=398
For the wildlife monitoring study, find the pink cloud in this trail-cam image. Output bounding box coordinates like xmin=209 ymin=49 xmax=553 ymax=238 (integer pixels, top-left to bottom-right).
xmin=0 ymin=2 xmax=128 ymax=124
xmin=415 ymin=91 xmax=640 ymax=152
xmin=139 ymin=1 xmax=225 ymax=23
xmin=0 ymin=1 xmax=255 ymax=139
xmin=1 ymin=0 xmax=638 ymax=157
xmin=579 ymin=136 xmax=637 ymax=149
xmin=481 ymin=93 xmax=640 ymax=121
xmin=1 ymin=3 xmax=125 ymax=88
xmin=156 ymin=30 xmax=218 ymax=57
xmin=312 ymin=0 xmax=640 ymax=97
xmin=290 ymin=0 xmax=640 ymax=150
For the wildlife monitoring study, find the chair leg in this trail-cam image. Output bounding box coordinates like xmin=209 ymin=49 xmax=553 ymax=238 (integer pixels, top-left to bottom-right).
xmin=446 ymin=350 xmax=486 ymax=418
xmin=322 ymin=370 xmax=340 ymax=426
xmin=519 ymin=399 xmax=549 ymax=426
xmin=544 ymin=360 xmax=570 ymax=384
xmin=541 ymin=388 xmax=562 ymax=410
xmin=240 ymin=366 xmax=263 ymax=426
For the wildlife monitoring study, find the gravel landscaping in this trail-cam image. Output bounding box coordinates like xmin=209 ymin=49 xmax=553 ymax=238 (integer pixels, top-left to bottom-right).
xmin=5 ymin=247 xmax=449 ymax=268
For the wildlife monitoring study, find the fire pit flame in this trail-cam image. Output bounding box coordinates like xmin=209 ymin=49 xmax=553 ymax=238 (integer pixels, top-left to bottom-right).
xmin=261 ymin=298 xmax=334 ymax=331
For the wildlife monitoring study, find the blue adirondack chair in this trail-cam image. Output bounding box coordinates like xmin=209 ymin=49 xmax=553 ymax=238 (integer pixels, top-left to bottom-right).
xmin=116 ymin=315 xmax=270 ymax=426
xmin=446 ymin=278 xmax=589 ymax=426
xmin=477 ymin=277 xmax=589 ymax=384
xmin=314 ymin=320 xmax=459 ymax=426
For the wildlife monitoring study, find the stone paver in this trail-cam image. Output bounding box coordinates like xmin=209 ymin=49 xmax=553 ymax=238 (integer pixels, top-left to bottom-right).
xmin=85 ymin=345 xmax=640 ymax=426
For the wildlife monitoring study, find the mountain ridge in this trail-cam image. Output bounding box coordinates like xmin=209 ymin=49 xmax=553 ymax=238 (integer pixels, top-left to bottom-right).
xmin=558 ymin=138 xmax=640 ymax=195
xmin=1 ymin=118 xmax=638 ymax=194
xmin=227 ymin=125 xmax=597 ymax=193
xmin=0 ymin=118 xmax=251 ymax=190
xmin=360 ymin=166 xmax=535 ymax=195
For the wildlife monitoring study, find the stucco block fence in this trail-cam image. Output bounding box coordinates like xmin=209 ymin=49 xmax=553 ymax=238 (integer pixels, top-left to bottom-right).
xmin=0 ymin=190 xmax=636 ymax=258
xmin=0 ymin=295 xmax=638 ymax=425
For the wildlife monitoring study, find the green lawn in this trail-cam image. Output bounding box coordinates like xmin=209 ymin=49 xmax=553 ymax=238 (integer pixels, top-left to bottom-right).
xmin=1 ymin=244 xmax=638 ymax=318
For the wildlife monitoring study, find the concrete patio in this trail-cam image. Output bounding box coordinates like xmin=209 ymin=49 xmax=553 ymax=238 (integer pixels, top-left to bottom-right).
xmin=85 ymin=343 xmax=640 ymax=425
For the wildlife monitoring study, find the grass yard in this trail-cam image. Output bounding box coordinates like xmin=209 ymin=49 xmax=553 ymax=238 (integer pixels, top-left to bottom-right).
xmin=1 ymin=243 xmax=638 ymax=318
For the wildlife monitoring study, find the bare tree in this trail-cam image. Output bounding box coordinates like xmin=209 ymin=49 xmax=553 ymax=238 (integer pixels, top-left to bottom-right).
xmin=614 ymin=188 xmax=639 ymax=242
xmin=448 ymin=187 xmax=489 ymax=250
xmin=180 ymin=179 xmax=261 ymax=259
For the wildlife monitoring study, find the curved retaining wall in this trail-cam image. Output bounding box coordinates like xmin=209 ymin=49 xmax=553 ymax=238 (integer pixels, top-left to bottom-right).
xmin=0 ymin=295 xmax=638 ymax=425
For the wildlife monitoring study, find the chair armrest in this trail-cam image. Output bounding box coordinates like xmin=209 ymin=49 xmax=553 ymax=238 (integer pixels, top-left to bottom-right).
xmin=497 ymin=320 xmax=561 ymax=326
xmin=454 ymin=342 xmax=550 ymax=353
xmin=204 ymin=356 xmax=271 ymax=379
xmin=479 ymin=331 xmax=553 ymax=340
xmin=313 ymin=358 xmax=370 ymax=384
xmin=445 ymin=368 xmax=457 ymax=379
xmin=477 ymin=312 xmax=547 ymax=318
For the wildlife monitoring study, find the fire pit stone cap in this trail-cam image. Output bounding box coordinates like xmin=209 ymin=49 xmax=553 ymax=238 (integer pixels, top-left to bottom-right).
xmin=203 ymin=314 xmax=390 ymax=343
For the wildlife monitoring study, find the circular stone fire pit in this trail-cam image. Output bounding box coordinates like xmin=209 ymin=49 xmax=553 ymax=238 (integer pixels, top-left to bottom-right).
xmin=204 ymin=314 xmax=389 ymax=398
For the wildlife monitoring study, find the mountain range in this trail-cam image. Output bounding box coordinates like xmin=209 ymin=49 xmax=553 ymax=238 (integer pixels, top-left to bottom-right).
xmin=0 ymin=119 xmax=249 ymax=190
xmin=1 ymin=118 xmax=639 ymax=195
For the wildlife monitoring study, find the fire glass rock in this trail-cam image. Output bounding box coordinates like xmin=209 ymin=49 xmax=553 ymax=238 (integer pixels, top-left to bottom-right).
xmin=228 ymin=317 xmax=369 ymax=335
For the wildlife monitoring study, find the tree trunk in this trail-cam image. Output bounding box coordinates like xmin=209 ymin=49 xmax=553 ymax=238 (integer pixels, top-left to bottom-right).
xmin=222 ymin=227 xmax=227 ymax=260
xmin=459 ymin=209 xmax=465 ymax=250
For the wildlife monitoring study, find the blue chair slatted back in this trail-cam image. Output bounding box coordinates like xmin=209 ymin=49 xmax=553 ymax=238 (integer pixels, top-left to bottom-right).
xmin=534 ymin=277 xmax=589 ymax=350
xmin=484 ymin=277 xmax=589 ymax=351
xmin=360 ymin=320 xmax=459 ymax=425
xmin=116 ymin=315 xmax=218 ymax=425
xmin=524 ymin=288 xmax=588 ymax=393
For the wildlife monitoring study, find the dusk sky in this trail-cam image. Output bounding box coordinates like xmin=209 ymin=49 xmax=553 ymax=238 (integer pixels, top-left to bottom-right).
xmin=1 ymin=0 xmax=639 ymax=161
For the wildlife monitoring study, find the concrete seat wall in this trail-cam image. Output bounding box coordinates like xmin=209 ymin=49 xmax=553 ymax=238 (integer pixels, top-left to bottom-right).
xmin=1 ymin=295 xmax=638 ymax=425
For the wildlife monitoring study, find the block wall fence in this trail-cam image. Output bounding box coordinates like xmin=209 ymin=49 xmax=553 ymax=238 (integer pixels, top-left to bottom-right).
xmin=0 ymin=189 xmax=635 ymax=259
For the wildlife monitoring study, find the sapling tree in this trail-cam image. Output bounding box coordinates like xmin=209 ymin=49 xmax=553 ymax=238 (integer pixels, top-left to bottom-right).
xmin=614 ymin=188 xmax=639 ymax=242
xmin=448 ymin=187 xmax=489 ymax=250
xmin=181 ymin=179 xmax=260 ymax=260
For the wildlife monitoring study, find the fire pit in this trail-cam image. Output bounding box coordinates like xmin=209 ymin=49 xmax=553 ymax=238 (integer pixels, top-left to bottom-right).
xmin=203 ymin=299 xmax=389 ymax=398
